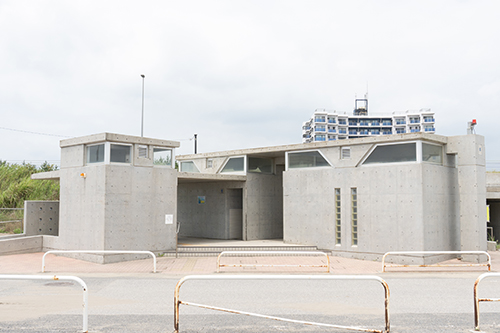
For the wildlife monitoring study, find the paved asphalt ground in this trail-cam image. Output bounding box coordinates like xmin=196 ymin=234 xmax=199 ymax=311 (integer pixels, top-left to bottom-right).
xmin=0 ymin=249 xmax=499 ymax=333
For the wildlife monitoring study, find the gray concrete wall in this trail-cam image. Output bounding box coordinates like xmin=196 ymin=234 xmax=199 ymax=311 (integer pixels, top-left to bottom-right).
xmin=177 ymin=181 xmax=245 ymax=239
xmin=0 ymin=235 xmax=43 ymax=255
xmin=245 ymin=170 xmax=284 ymax=240
xmin=57 ymin=164 xmax=178 ymax=261
xmin=282 ymin=141 xmax=467 ymax=261
xmin=23 ymin=201 xmax=59 ymax=236
xmin=421 ymin=163 xmax=460 ymax=251
xmin=448 ymin=135 xmax=487 ymax=252
xmin=284 ymin=162 xmax=427 ymax=260
xmin=103 ymin=165 xmax=178 ymax=252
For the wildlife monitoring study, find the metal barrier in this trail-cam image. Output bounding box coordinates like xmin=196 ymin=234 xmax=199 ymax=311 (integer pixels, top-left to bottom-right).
xmin=474 ymin=272 xmax=500 ymax=331
xmin=382 ymin=251 xmax=491 ymax=272
xmin=0 ymin=274 xmax=88 ymax=332
xmin=42 ymin=250 xmax=157 ymax=273
xmin=216 ymin=250 xmax=330 ymax=273
xmin=174 ymin=274 xmax=390 ymax=333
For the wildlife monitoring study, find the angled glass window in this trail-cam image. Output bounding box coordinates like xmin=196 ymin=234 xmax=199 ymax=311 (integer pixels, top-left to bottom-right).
xmin=422 ymin=143 xmax=442 ymax=164
xmin=180 ymin=161 xmax=199 ymax=173
xmin=110 ymin=144 xmax=132 ymax=163
xmin=363 ymin=143 xmax=416 ymax=165
xmin=248 ymin=157 xmax=273 ymax=174
xmin=288 ymin=151 xmax=331 ymax=169
xmin=221 ymin=157 xmax=245 ymax=173
xmin=153 ymin=148 xmax=172 ymax=166
xmin=87 ymin=144 xmax=105 ymax=164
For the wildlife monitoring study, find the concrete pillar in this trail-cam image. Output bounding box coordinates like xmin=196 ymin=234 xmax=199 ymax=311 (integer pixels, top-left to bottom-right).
xmin=447 ymin=134 xmax=487 ymax=253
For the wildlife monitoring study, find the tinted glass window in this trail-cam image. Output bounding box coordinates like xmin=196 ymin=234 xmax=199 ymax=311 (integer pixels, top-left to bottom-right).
xmin=363 ymin=143 xmax=416 ymax=164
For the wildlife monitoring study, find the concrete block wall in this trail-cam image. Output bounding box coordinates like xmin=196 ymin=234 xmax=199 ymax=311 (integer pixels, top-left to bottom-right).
xmin=23 ymin=201 xmax=59 ymax=236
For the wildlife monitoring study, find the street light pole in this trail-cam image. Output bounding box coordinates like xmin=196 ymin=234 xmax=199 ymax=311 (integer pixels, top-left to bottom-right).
xmin=141 ymin=74 xmax=145 ymax=137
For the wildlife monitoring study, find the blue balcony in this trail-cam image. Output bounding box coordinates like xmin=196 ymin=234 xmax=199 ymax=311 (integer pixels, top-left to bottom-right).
xmin=371 ymin=121 xmax=380 ymax=126
xmin=382 ymin=121 xmax=392 ymax=126
xmin=382 ymin=130 xmax=392 ymax=135
xmin=359 ymin=130 xmax=369 ymax=135
xmin=349 ymin=130 xmax=357 ymax=135
xmin=328 ymin=119 xmax=336 ymax=124
xmin=339 ymin=129 xmax=347 ymax=134
xmin=328 ymin=137 xmax=336 ymax=141
xmin=395 ymin=121 xmax=406 ymax=125
xmin=315 ymin=136 xmax=326 ymax=141
xmin=315 ymin=118 xmax=326 ymax=123
xmin=424 ymin=127 xmax=435 ymax=132
xmin=349 ymin=122 xmax=358 ymax=126
xmin=424 ymin=118 xmax=435 ymax=123
xmin=410 ymin=129 xmax=420 ymax=133
xmin=328 ymin=129 xmax=336 ymax=133
xmin=359 ymin=121 xmax=369 ymax=126
xmin=315 ymin=127 xmax=326 ymax=132
xmin=371 ymin=130 xmax=380 ymax=135
xmin=396 ymin=129 xmax=405 ymax=134
xmin=410 ymin=119 xmax=420 ymax=124
xmin=338 ymin=120 xmax=347 ymax=125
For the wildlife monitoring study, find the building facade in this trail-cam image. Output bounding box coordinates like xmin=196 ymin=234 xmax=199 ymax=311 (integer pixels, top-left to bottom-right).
xmin=302 ymin=99 xmax=436 ymax=143
xmin=2 ymin=131 xmax=485 ymax=265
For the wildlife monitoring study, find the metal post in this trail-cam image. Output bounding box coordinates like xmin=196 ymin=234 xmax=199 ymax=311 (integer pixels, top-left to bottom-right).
xmin=141 ymin=74 xmax=145 ymax=137
xmin=194 ymin=134 xmax=197 ymax=154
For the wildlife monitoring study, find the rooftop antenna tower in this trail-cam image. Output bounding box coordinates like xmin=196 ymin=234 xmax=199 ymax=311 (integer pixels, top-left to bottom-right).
xmin=354 ymin=93 xmax=368 ymax=116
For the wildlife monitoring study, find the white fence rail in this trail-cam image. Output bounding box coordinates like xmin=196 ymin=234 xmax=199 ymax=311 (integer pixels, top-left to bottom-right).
xmin=0 ymin=274 xmax=88 ymax=332
xmin=382 ymin=251 xmax=491 ymax=272
xmin=174 ymin=274 xmax=390 ymax=333
xmin=474 ymin=272 xmax=500 ymax=331
xmin=42 ymin=250 xmax=157 ymax=273
xmin=216 ymin=250 xmax=330 ymax=273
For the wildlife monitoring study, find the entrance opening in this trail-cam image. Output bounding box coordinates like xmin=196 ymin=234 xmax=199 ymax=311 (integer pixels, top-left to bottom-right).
xmin=227 ymin=188 xmax=243 ymax=240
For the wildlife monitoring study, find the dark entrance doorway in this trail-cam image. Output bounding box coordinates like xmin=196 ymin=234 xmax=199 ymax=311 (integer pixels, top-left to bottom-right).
xmin=227 ymin=188 xmax=243 ymax=240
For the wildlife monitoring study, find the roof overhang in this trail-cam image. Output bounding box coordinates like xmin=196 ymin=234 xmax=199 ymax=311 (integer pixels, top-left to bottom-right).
xmin=178 ymin=172 xmax=246 ymax=183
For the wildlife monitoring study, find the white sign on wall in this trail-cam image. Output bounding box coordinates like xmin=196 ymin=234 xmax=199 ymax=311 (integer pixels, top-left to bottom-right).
xmin=165 ymin=214 xmax=173 ymax=225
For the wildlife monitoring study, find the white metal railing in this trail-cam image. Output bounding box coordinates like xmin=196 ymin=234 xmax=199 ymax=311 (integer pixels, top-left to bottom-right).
xmin=382 ymin=251 xmax=491 ymax=272
xmin=174 ymin=274 xmax=390 ymax=333
xmin=474 ymin=272 xmax=500 ymax=331
xmin=42 ymin=250 xmax=157 ymax=273
xmin=216 ymin=251 xmax=330 ymax=273
xmin=0 ymin=274 xmax=88 ymax=332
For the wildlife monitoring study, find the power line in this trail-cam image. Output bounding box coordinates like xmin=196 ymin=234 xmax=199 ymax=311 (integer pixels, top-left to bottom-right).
xmin=0 ymin=126 xmax=72 ymax=138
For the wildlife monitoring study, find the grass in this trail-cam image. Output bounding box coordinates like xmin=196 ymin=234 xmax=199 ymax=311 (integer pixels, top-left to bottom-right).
xmin=0 ymin=161 xmax=60 ymax=234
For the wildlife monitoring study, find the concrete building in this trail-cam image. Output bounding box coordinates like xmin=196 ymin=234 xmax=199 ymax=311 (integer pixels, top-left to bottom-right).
xmin=302 ymin=99 xmax=436 ymax=143
xmin=1 ymin=131 xmax=487 ymax=264
xmin=177 ymin=132 xmax=485 ymax=261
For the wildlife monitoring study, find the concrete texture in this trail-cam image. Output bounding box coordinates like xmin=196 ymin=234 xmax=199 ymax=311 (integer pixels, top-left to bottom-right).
xmin=23 ymin=201 xmax=59 ymax=236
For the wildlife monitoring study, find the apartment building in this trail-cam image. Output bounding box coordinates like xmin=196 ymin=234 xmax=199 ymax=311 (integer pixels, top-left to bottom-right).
xmin=302 ymin=99 xmax=436 ymax=143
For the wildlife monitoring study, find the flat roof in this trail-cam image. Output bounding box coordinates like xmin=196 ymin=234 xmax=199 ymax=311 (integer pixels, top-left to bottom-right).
xmin=176 ymin=132 xmax=448 ymax=160
xmin=60 ymin=133 xmax=180 ymax=148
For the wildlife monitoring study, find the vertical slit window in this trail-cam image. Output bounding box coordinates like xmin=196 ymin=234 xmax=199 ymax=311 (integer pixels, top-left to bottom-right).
xmin=335 ymin=188 xmax=341 ymax=245
xmin=351 ymin=188 xmax=358 ymax=246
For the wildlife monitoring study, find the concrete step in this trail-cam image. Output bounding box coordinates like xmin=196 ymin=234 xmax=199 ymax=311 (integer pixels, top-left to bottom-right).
xmin=160 ymin=245 xmax=325 ymax=257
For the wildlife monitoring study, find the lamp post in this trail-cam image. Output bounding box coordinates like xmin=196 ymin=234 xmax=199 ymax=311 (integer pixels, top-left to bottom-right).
xmin=141 ymin=74 xmax=145 ymax=137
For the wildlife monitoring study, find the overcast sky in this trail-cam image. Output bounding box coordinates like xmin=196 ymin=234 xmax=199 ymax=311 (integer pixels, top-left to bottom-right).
xmin=1 ymin=1 xmax=500 ymax=167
